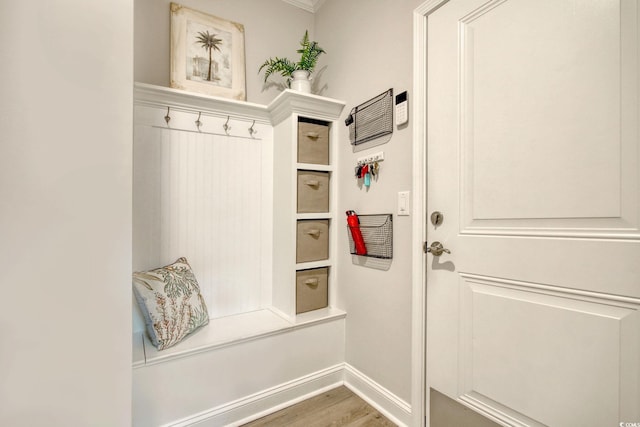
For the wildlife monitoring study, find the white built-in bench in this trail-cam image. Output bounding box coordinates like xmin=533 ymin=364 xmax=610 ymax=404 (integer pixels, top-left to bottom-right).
xmin=132 ymin=308 xmax=347 ymax=427
xmin=132 ymin=307 xmax=346 ymax=368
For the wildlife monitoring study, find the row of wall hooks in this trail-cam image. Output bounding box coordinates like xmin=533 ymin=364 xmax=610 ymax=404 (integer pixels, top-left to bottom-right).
xmin=162 ymin=106 xmax=258 ymax=137
xmin=354 ymin=151 xmax=384 ymax=189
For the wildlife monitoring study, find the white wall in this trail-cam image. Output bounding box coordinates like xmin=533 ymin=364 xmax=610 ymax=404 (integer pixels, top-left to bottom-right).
xmin=135 ymin=0 xmax=315 ymax=105
xmin=0 ymin=1 xmax=133 ymax=425
xmin=315 ymin=0 xmax=423 ymax=405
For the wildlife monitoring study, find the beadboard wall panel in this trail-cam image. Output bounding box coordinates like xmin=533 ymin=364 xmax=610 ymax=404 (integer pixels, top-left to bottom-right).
xmin=133 ymin=118 xmax=269 ymax=329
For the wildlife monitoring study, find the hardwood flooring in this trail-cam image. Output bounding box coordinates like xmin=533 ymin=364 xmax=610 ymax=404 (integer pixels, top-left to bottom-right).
xmin=242 ymin=386 xmax=396 ymax=427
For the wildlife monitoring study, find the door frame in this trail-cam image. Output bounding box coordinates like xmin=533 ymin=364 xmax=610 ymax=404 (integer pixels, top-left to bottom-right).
xmin=411 ymin=1 xmax=449 ymax=426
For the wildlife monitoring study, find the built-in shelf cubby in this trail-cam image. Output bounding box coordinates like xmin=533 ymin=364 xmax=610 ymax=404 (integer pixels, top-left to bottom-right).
xmin=271 ymin=94 xmax=345 ymax=320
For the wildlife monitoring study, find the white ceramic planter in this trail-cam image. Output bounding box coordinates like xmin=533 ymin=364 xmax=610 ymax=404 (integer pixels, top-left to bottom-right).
xmin=290 ymin=70 xmax=312 ymax=93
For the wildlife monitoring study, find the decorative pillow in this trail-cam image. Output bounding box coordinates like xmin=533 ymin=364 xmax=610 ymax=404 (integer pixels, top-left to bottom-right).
xmin=133 ymin=257 xmax=209 ymax=350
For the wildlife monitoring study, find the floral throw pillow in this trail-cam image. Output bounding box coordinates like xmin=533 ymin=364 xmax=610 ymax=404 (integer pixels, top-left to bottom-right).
xmin=133 ymin=257 xmax=209 ymax=350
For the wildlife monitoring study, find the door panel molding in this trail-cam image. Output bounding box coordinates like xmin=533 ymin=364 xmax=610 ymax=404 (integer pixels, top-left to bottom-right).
xmin=459 ymin=273 xmax=640 ymax=426
xmin=459 ymin=223 xmax=640 ymax=240
xmin=458 ymin=0 xmax=639 ymax=239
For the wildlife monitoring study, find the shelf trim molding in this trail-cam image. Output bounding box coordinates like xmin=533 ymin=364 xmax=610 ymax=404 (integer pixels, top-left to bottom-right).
xmin=135 ymin=83 xmax=346 ymax=126
xmin=135 ymin=82 xmax=271 ymax=122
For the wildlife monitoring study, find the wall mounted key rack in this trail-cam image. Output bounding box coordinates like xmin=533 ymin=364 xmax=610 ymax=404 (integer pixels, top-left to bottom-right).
xmin=354 ymin=151 xmax=384 ymax=188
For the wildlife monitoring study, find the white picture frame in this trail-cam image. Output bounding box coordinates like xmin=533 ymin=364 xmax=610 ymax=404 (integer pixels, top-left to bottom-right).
xmin=170 ymin=3 xmax=246 ymax=100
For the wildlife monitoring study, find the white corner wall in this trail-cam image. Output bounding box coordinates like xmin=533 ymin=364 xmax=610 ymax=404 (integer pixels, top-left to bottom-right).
xmin=315 ymin=0 xmax=425 ymax=407
xmin=0 ymin=1 xmax=133 ymax=425
xmin=134 ymin=0 xmax=315 ymax=105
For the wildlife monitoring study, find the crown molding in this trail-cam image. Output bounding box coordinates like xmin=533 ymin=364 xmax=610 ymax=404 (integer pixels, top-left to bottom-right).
xmin=281 ymin=0 xmax=326 ymax=13
xmin=268 ymin=89 xmax=345 ymax=124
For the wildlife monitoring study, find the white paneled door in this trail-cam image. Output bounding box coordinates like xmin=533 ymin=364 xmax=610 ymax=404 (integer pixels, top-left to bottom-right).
xmin=426 ymin=0 xmax=640 ymax=425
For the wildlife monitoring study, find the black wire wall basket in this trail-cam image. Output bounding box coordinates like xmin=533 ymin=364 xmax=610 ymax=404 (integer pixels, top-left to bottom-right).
xmin=347 ymin=214 xmax=393 ymax=259
xmin=345 ymin=89 xmax=393 ymax=146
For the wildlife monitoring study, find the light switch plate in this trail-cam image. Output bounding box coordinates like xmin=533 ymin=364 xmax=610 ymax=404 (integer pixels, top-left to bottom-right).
xmin=398 ymin=191 xmax=410 ymax=216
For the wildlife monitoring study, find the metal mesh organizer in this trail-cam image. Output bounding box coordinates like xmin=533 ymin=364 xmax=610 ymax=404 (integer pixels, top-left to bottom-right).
xmin=347 ymin=214 xmax=393 ymax=259
xmin=345 ymin=89 xmax=393 ymax=145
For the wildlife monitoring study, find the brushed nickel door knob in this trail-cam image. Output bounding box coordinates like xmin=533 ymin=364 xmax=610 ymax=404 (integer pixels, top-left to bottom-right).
xmin=425 ymin=241 xmax=451 ymax=256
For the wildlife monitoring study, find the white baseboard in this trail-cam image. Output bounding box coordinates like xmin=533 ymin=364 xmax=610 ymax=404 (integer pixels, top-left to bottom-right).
xmin=162 ymin=363 xmax=412 ymax=427
xmin=163 ymin=365 xmax=344 ymax=427
xmin=343 ymin=363 xmax=412 ymax=427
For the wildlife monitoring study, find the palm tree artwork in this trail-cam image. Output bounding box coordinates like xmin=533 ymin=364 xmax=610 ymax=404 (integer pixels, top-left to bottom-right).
xmin=195 ymin=30 xmax=223 ymax=82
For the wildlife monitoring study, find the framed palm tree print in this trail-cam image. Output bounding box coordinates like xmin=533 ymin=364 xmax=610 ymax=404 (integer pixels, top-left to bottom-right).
xmin=170 ymin=3 xmax=246 ymax=100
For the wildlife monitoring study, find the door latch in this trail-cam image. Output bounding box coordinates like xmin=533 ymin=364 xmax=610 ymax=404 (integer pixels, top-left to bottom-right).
xmin=424 ymin=241 xmax=451 ymax=256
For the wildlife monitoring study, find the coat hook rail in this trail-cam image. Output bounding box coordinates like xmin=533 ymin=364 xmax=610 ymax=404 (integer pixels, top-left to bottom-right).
xmin=157 ymin=106 xmax=265 ymax=138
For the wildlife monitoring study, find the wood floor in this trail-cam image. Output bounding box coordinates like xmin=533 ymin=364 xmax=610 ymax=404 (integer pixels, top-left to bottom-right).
xmin=242 ymin=386 xmax=396 ymax=427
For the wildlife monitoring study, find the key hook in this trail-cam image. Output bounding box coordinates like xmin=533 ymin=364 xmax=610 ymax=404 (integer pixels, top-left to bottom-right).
xmin=195 ymin=111 xmax=202 ymax=130
xmin=164 ymin=107 xmax=171 ymax=125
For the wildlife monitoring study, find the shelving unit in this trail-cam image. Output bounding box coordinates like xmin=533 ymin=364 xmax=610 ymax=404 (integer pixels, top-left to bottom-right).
xmin=270 ymin=91 xmax=345 ymax=320
xmin=133 ymin=83 xmax=346 ymax=330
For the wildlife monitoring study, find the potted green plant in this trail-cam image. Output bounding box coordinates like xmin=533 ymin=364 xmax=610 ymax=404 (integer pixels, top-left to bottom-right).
xmin=259 ymin=30 xmax=325 ymax=93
